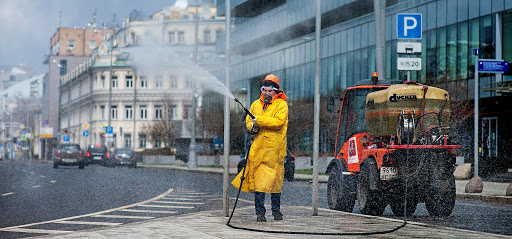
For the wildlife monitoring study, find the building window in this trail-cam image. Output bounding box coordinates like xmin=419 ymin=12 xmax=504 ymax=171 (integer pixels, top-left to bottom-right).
xmin=140 ymin=77 xmax=148 ymax=88
xmin=126 ymin=75 xmax=133 ymax=88
xmin=112 ymin=75 xmax=118 ymax=88
xmin=124 ymin=133 xmax=132 ymax=148
xmin=68 ymin=40 xmax=75 ymax=50
xmin=155 ymin=74 xmax=163 ymax=88
xmin=169 ymin=105 xmax=178 ymax=120
xmin=178 ymin=31 xmax=185 ymax=44
xmin=154 ymin=140 xmax=161 ymax=148
xmin=204 ymin=29 xmax=211 ymax=43
xmin=100 ymin=105 xmax=105 ymax=119
xmin=89 ymin=40 xmax=96 ymax=49
xmin=183 ymin=105 xmax=192 ymax=120
xmin=59 ymin=60 xmax=67 ymax=76
xmin=168 ymin=31 xmax=175 ymax=44
xmin=185 ymin=79 xmax=194 ymax=88
xmin=169 ymin=74 xmax=178 ymax=88
xmin=125 ymin=105 xmax=133 ymax=119
xmin=156 ymin=79 xmax=163 ymax=88
xmin=140 ymin=105 xmax=147 ymax=119
xmin=138 ymin=133 xmax=147 ymax=148
xmin=155 ymin=105 xmax=162 ymax=119
xmin=113 ymin=133 xmax=117 ymax=148
xmin=216 ymin=29 xmax=223 ymax=39
xmin=111 ymin=105 xmax=118 ymax=119
xmin=101 ymin=75 xmax=105 ymax=88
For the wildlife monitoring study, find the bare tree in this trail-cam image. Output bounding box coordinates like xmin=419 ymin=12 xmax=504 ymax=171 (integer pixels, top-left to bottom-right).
xmin=143 ymin=97 xmax=176 ymax=147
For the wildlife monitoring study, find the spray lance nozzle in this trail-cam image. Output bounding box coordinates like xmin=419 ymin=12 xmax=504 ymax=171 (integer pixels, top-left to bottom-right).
xmin=234 ymin=98 xmax=255 ymax=119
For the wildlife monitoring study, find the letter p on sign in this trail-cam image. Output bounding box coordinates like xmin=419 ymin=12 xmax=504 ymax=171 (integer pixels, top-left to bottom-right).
xmin=397 ymin=13 xmax=422 ymax=39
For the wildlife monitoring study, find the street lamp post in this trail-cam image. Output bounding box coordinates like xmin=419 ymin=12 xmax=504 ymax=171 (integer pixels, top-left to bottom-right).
xmin=188 ymin=1 xmax=199 ymax=168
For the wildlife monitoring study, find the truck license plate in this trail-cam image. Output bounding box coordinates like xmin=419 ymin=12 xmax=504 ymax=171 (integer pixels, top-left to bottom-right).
xmin=380 ymin=167 xmax=397 ymax=180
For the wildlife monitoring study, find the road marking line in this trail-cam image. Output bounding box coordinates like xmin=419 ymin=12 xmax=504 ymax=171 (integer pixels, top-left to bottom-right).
xmin=54 ymin=221 xmax=122 ymax=226
xmin=138 ymin=204 xmax=194 ymax=209
xmin=120 ymin=209 xmax=177 ymax=214
xmin=0 ymin=187 xmax=174 ymax=231
xmin=166 ymin=195 xmax=214 ymax=198
xmin=40 ymin=175 xmax=46 ymax=178
xmin=175 ymin=192 xmax=207 ymax=195
xmin=161 ymin=197 xmax=201 ymax=201
xmin=91 ymin=214 xmax=155 ymax=219
xmin=230 ymin=197 xmax=253 ymax=204
xmin=50 ymin=180 xmax=56 ymax=183
xmin=1 ymin=228 xmax=73 ymax=234
xmin=32 ymin=185 xmax=41 ymax=188
xmin=1 ymin=192 xmax=15 ymax=196
xmin=153 ymin=200 xmax=205 ymax=205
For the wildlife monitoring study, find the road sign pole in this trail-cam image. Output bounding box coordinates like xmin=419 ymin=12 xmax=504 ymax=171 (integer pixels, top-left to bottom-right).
xmin=474 ymin=51 xmax=479 ymax=177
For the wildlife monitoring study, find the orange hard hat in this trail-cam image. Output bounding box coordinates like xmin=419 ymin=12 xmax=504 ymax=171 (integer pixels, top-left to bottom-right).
xmin=262 ymin=74 xmax=280 ymax=88
xmin=371 ymin=72 xmax=378 ymax=77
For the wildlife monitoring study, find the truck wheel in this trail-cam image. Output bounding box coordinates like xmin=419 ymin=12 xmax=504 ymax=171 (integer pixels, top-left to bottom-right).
xmin=426 ymin=175 xmax=455 ymax=216
xmin=53 ymin=163 xmax=58 ymax=169
xmin=390 ymin=188 xmax=417 ymax=217
xmin=358 ymin=158 xmax=386 ymax=216
xmin=327 ymin=161 xmax=356 ymax=212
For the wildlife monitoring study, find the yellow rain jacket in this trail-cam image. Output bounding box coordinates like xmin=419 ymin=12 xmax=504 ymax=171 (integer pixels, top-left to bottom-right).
xmin=232 ymin=91 xmax=288 ymax=193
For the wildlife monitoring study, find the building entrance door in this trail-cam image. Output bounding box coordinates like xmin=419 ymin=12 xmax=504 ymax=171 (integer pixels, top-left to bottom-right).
xmin=481 ymin=117 xmax=498 ymax=158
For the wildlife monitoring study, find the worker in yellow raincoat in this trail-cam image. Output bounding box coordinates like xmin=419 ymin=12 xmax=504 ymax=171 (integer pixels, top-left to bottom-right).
xmin=232 ymin=74 xmax=288 ymax=222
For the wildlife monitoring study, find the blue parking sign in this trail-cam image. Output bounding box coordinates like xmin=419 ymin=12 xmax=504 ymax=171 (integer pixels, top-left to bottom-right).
xmin=63 ymin=135 xmax=70 ymax=142
xmin=397 ymin=13 xmax=422 ymax=39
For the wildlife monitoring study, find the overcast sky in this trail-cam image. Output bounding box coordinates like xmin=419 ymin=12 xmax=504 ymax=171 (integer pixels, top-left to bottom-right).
xmin=0 ymin=0 xmax=177 ymax=73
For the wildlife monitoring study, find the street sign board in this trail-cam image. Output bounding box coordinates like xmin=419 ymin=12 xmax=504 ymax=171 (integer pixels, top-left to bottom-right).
xmin=63 ymin=135 xmax=70 ymax=142
xmin=397 ymin=57 xmax=421 ymax=71
xmin=106 ymin=126 xmax=113 ymax=134
xmin=397 ymin=13 xmax=422 ymax=39
xmin=478 ymin=60 xmax=509 ymax=73
xmin=397 ymin=42 xmax=421 ymax=54
xmin=83 ymin=130 xmax=89 ymax=137
xmin=82 ymin=123 xmax=89 ymax=129
xmin=40 ymin=127 xmax=53 ymax=138
xmin=21 ymin=135 xmax=26 ymax=141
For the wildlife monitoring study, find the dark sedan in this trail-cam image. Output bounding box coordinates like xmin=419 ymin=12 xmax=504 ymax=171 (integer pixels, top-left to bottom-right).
xmin=53 ymin=143 xmax=86 ymax=169
xmin=111 ymin=148 xmax=137 ymax=168
xmin=85 ymin=144 xmax=109 ymax=165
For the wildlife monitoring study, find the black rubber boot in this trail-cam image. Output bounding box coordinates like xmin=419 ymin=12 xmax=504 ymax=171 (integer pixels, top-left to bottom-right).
xmin=256 ymin=212 xmax=266 ymax=222
xmin=272 ymin=211 xmax=283 ymax=220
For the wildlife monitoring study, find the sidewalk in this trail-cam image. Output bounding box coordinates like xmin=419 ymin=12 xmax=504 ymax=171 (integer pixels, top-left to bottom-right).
xmin=30 ymin=164 xmax=512 ymax=239
xmin=33 ymin=206 xmax=511 ymax=239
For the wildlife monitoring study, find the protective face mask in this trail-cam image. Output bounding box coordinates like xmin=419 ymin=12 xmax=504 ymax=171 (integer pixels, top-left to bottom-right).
xmin=263 ymin=94 xmax=272 ymax=104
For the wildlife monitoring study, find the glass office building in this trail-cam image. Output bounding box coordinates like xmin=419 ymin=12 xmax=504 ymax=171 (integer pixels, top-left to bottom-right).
xmin=216 ymin=0 xmax=512 ymax=173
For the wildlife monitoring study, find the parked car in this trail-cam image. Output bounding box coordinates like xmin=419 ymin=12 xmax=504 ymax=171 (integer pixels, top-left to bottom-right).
xmin=85 ymin=144 xmax=109 ymax=165
xmin=53 ymin=143 xmax=86 ymax=169
xmin=110 ymin=148 xmax=137 ymax=168
xmin=237 ymin=149 xmax=295 ymax=181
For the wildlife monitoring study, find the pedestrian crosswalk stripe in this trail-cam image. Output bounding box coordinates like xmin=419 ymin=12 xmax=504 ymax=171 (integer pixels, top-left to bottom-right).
xmin=153 ymin=200 xmax=205 ymax=205
xmin=53 ymin=221 xmax=122 ymax=226
xmin=1 ymin=228 xmax=73 ymax=234
xmin=120 ymin=209 xmax=177 ymax=214
xmin=91 ymin=214 xmax=155 ymax=219
xmin=162 ymin=197 xmax=201 ymax=201
xmin=138 ymin=204 xmax=194 ymax=209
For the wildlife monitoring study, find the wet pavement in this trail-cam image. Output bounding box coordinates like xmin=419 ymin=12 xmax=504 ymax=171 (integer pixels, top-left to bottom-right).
xmin=25 ymin=165 xmax=511 ymax=239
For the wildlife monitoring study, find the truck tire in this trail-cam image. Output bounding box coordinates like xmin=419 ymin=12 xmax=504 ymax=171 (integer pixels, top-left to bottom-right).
xmin=425 ymin=174 xmax=455 ymax=216
xmin=390 ymin=187 xmax=418 ymax=217
xmin=358 ymin=158 xmax=386 ymax=216
xmin=327 ymin=160 xmax=356 ymax=212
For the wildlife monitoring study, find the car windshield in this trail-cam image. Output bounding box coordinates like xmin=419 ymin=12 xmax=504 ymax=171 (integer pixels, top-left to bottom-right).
xmin=114 ymin=149 xmax=133 ymax=154
xmin=58 ymin=145 xmax=80 ymax=150
xmin=88 ymin=145 xmax=107 ymax=152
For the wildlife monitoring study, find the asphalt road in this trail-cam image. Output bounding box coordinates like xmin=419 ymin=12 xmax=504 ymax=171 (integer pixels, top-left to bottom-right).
xmin=0 ymin=161 xmax=510 ymax=238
